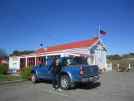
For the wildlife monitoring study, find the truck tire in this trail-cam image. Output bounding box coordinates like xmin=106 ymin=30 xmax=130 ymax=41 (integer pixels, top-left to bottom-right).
xmin=31 ymin=74 xmax=37 ymax=83
xmin=60 ymin=75 xmax=71 ymax=90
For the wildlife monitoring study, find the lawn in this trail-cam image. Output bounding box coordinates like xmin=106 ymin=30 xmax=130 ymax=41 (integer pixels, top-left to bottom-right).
xmin=0 ymin=74 xmax=22 ymax=81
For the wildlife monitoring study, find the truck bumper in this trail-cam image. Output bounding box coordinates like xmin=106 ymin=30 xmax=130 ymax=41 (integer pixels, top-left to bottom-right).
xmin=80 ymin=76 xmax=99 ymax=83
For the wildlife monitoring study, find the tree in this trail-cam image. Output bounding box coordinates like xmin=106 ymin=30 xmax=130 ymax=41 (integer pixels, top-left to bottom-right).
xmin=122 ymin=53 xmax=134 ymax=58
xmin=129 ymin=53 xmax=134 ymax=56
xmin=107 ymin=54 xmax=122 ymax=60
xmin=10 ymin=50 xmax=34 ymax=56
xmin=0 ymin=48 xmax=7 ymax=59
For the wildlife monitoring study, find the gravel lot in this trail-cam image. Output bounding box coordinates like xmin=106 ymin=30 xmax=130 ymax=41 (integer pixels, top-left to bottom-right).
xmin=0 ymin=71 xmax=134 ymax=101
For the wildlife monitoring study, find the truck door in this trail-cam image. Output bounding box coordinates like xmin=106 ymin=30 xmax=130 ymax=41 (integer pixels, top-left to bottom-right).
xmin=36 ymin=64 xmax=51 ymax=79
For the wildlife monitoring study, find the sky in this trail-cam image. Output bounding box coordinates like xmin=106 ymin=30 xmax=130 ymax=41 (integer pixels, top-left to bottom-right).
xmin=0 ymin=0 xmax=134 ymax=55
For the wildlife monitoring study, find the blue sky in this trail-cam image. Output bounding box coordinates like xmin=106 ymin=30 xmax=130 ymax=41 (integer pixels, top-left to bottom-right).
xmin=0 ymin=0 xmax=134 ymax=55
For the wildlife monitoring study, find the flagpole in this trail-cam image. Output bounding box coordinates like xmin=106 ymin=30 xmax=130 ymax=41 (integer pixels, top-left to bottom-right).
xmin=40 ymin=41 xmax=43 ymax=48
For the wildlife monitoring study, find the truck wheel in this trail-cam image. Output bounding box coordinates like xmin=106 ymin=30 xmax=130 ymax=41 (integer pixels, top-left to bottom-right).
xmin=31 ymin=74 xmax=37 ymax=83
xmin=60 ymin=75 xmax=71 ymax=90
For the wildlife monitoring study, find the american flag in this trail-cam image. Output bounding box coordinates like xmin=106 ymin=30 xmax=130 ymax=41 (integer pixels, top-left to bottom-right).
xmin=100 ymin=30 xmax=107 ymax=35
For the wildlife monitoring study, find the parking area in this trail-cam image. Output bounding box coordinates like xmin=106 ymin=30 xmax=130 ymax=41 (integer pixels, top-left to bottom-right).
xmin=0 ymin=71 xmax=134 ymax=101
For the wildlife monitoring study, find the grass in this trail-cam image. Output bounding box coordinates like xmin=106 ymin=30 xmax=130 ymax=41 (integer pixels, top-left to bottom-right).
xmin=0 ymin=74 xmax=22 ymax=81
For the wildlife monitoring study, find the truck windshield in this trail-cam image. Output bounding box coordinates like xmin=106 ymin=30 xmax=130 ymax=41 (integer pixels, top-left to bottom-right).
xmin=62 ymin=57 xmax=87 ymax=66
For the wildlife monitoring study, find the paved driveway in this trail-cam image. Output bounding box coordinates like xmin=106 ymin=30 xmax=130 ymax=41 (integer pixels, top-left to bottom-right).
xmin=0 ymin=71 xmax=134 ymax=101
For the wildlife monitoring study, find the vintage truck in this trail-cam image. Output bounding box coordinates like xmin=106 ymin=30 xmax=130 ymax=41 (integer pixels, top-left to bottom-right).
xmin=31 ymin=56 xmax=100 ymax=90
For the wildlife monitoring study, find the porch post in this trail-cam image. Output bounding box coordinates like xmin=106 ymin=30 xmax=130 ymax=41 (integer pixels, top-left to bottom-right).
xmin=46 ymin=55 xmax=47 ymax=65
xmin=25 ymin=57 xmax=27 ymax=68
xmin=35 ymin=56 xmax=37 ymax=66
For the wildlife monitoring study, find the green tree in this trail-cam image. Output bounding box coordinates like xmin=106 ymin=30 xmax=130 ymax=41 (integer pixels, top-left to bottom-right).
xmin=107 ymin=54 xmax=122 ymax=60
xmin=122 ymin=53 xmax=134 ymax=58
xmin=10 ymin=50 xmax=34 ymax=56
xmin=0 ymin=64 xmax=8 ymax=74
xmin=0 ymin=48 xmax=7 ymax=59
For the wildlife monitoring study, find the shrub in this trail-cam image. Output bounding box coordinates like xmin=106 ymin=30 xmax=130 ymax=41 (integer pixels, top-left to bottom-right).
xmin=0 ymin=64 xmax=8 ymax=74
xmin=20 ymin=67 xmax=32 ymax=80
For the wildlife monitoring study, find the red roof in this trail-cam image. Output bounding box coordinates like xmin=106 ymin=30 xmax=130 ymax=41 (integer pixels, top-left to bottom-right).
xmin=36 ymin=37 xmax=99 ymax=54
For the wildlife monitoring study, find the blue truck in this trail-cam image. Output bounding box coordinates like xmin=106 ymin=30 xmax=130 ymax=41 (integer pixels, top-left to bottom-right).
xmin=31 ymin=56 xmax=100 ymax=90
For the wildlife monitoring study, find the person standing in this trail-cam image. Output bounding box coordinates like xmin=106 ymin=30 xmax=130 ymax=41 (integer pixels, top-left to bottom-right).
xmin=51 ymin=58 xmax=62 ymax=91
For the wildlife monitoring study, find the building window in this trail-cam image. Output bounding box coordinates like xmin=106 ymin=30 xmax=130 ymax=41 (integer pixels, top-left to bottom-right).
xmin=27 ymin=57 xmax=35 ymax=67
xmin=36 ymin=56 xmax=46 ymax=65
xmin=47 ymin=55 xmax=60 ymax=61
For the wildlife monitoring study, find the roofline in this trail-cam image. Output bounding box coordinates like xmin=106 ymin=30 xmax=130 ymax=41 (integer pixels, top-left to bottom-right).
xmin=10 ymin=37 xmax=100 ymax=57
xmin=47 ymin=37 xmax=99 ymax=48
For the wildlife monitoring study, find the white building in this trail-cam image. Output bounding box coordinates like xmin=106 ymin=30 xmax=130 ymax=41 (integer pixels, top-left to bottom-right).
xmin=9 ymin=37 xmax=108 ymax=72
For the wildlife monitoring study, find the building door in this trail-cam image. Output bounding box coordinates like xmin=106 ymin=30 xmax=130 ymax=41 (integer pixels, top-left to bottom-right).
xmin=20 ymin=58 xmax=26 ymax=70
